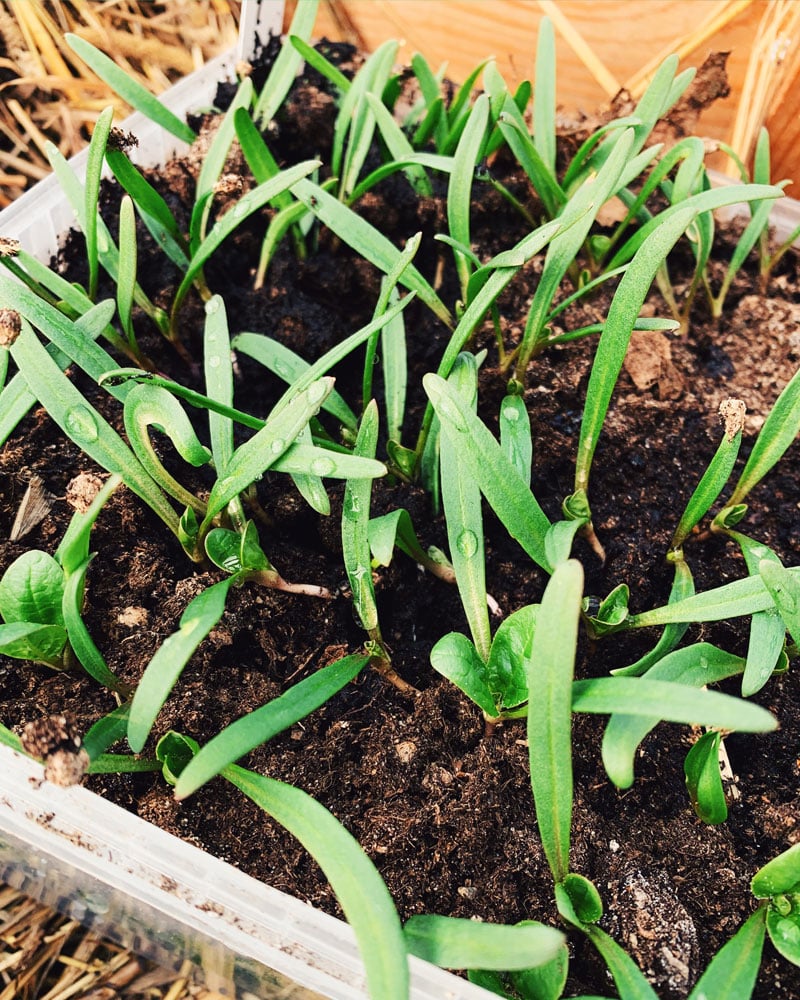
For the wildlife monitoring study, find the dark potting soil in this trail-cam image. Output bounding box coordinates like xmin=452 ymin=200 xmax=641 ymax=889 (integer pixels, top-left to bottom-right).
xmin=0 ymin=51 xmax=798 ymax=999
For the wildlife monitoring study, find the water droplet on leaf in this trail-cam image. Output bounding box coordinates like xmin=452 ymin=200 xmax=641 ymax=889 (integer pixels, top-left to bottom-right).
xmin=311 ymin=456 xmax=335 ymax=476
xmin=65 ymin=406 xmax=99 ymax=444
xmin=270 ymin=438 xmax=285 ymax=454
xmin=436 ymin=397 xmax=468 ymax=433
xmin=456 ymin=529 xmax=479 ymax=558
xmin=307 ymin=381 xmax=328 ymax=405
xmin=343 ymin=494 xmax=361 ymax=520
xmin=205 ymin=298 xmax=221 ymax=315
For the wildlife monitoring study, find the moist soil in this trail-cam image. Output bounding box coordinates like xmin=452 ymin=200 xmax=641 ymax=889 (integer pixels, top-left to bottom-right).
xmin=1 ymin=49 xmax=799 ymax=999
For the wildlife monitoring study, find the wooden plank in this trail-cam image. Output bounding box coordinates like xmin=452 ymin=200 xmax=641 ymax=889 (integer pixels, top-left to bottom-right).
xmin=289 ymin=0 xmax=800 ymax=189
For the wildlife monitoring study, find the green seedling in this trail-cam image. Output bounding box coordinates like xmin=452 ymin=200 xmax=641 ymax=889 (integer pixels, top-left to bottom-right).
xmin=361 ymin=234 xmax=422 ymax=418
xmin=447 ymin=92 xmax=490 ymax=301
xmin=0 ymin=473 xmax=124 ymax=690
xmin=45 ymin=137 xmax=169 ymax=343
xmin=252 ymin=0 xmax=319 ymax=126
xmin=424 ymin=372 xmax=553 ymax=572
xmin=684 ymin=728 xmax=728 ymax=825
xmin=104 ymin=131 xmax=190 ymax=271
xmin=439 ymin=353 xmax=491 ymax=661
xmin=751 ymin=843 xmax=800 ymax=968
xmin=404 ymin=914 xmax=565 ymax=984
xmin=159 ymin=729 xmax=409 ymax=1000
xmin=720 ymin=128 xmax=800 ymax=295
xmin=368 ymin=508 xmax=455 ymax=583
xmin=342 ymin=401 xmax=415 ymax=694
xmin=174 ymin=653 xmax=370 ymax=799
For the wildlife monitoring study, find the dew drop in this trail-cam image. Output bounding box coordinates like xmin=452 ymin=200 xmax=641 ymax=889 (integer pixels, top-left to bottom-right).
xmin=274 ymin=362 xmax=289 ymax=379
xmin=205 ymin=297 xmax=221 ymax=315
xmin=502 ymin=405 xmax=521 ymax=423
xmin=307 ymin=380 xmax=328 ymax=405
xmin=343 ymin=494 xmax=361 ymax=520
xmin=65 ymin=405 xmax=99 ymax=444
xmin=232 ymin=202 xmax=248 ymax=219
xmin=311 ymin=456 xmax=335 ymax=476
xmin=456 ymin=529 xmax=479 ymax=559
xmin=270 ymin=438 xmax=285 ymax=454
xmin=436 ymin=397 xmax=468 ymax=433
xmin=208 ymin=355 xmax=221 ymax=369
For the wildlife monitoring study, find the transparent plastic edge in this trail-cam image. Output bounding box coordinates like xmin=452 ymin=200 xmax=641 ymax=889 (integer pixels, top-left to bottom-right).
xmin=0 ymin=744 xmax=492 ymax=999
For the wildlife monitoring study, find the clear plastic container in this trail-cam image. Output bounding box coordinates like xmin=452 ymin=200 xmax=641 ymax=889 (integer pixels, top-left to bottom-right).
xmin=1 ymin=5 xmax=797 ymax=996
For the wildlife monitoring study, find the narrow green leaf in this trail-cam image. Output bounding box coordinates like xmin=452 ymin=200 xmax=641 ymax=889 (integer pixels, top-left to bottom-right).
xmin=575 ymin=204 xmax=698 ymax=496
xmin=224 ymin=764 xmax=409 ymax=1000
xmin=289 ymin=35 xmax=351 ymax=93
xmin=671 ymin=402 xmax=744 ymax=551
xmin=759 ymin=559 xmax=800 ymax=648
xmin=85 ymin=106 xmax=114 ymax=299
xmin=340 ymin=43 xmax=399 ymax=198
xmin=66 ymin=34 xmax=196 ymax=143
xmin=585 ymin=925 xmax=659 ymax=1000
xmin=404 ymin=914 xmax=564 ymax=971
xmin=175 ymin=653 xmax=369 ymax=799
xmin=613 ymin=559 xmax=694 ymax=676
xmin=192 ymin=77 xmax=255 ymax=249
xmin=82 ymin=704 xmax=131 ymax=762
xmin=441 ymin=354 xmax=490 ymax=661
xmin=627 ymin=567 xmax=800 ymax=629
xmin=685 ymin=729 xmax=727 ymax=824
xmin=342 ymin=401 xmax=380 ymax=632
xmin=752 ymin=844 xmax=800 ymax=898
xmin=533 ymin=17 xmax=557 ymax=172
xmin=687 ymin=909 xmax=766 ymax=1000
xmin=730 ymin=364 xmax=800 ymax=506
xmin=517 ymin=130 xmax=636 ymax=378
xmin=55 ymin=473 xmax=121 ymax=575
xmin=0 ymin=270 xmax=129 ymax=396
xmin=576 ymin=676 xmax=776 ymax=732
xmin=499 ymin=394 xmax=532 ymax=482
xmin=526 ymin=560 xmax=583 ymax=883
xmin=235 ymin=293 xmax=413 ymax=420
xmin=291 ymin=178 xmax=453 ymax=327
xmin=381 ymin=287 xmax=408 ymax=443
xmin=117 ymin=195 xmax=137 ymax=348
xmin=608 ymin=184 xmax=782 ymax=270
xmin=202 ymin=378 xmax=335 ymax=532
xmin=62 ymin=560 xmax=123 ymax=690
xmin=424 ymin=374 xmax=552 ymax=572
xmin=364 ymin=92 xmax=432 ymax=196
xmin=602 ymin=642 xmax=745 ymax=788
xmin=252 ymin=0 xmax=320 ymax=127
xmin=171 ymin=160 xmax=321 ymax=328
xmin=128 ymin=576 xmax=239 ymax=752
xmin=448 ymin=93 xmax=489 ymax=297
xmin=105 ymin=146 xmax=187 ymax=263
xmin=124 ymin=383 xmax=212 ymax=514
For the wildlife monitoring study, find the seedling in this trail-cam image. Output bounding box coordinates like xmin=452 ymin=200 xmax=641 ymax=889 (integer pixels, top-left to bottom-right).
xmin=0 ymin=472 xmax=124 ymax=690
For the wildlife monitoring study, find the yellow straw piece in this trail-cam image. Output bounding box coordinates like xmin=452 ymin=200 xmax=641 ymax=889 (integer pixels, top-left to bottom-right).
xmin=729 ymin=0 xmax=800 ymax=171
xmin=624 ymin=0 xmax=753 ymax=97
xmin=536 ymin=0 xmax=622 ymax=97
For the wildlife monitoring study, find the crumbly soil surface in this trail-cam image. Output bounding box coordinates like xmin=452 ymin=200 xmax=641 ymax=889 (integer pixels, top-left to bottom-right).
xmin=1 ymin=48 xmax=799 ymax=998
